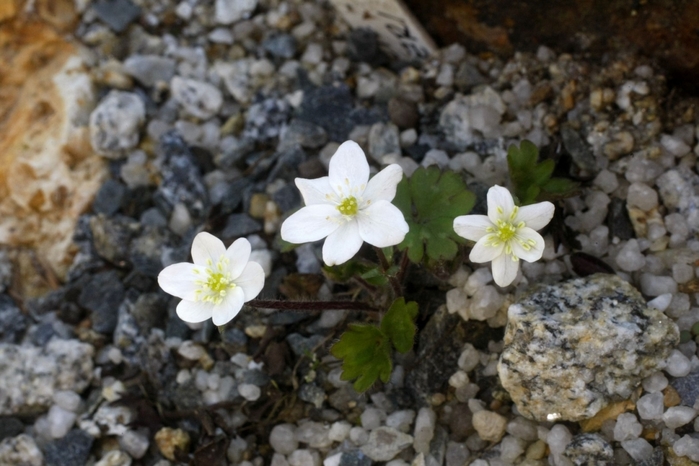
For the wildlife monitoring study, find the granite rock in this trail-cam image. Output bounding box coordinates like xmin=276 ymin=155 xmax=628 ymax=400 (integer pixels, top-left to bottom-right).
xmin=498 ymin=274 xmax=679 ymax=422
xmin=42 ymin=429 xmax=93 ymax=466
xmin=0 ymin=339 xmax=94 ymax=415
xmin=90 ymin=90 xmax=145 ymax=158
xmin=0 ymin=294 xmax=27 ymax=344
xmin=154 ymin=131 xmax=210 ymax=225
xmin=563 ymin=433 xmax=614 ymax=466
xmin=0 ymin=434 xmax=43 ymax=466
xmin=170 ymin=77 xmax=223 ymax=120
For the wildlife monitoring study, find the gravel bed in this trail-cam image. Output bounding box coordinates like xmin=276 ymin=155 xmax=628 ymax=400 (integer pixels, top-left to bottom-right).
xmin=1 ymin=0 xmax=699 ymax=465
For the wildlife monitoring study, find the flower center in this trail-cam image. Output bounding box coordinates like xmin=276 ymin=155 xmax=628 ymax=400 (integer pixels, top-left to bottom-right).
xmin=195 ymin=259 xmax=236 ymax=305
xmin=495 ymin=219 xmax=517 ymax=242
xmin=337 ymin=196 xmax=358 ymax=216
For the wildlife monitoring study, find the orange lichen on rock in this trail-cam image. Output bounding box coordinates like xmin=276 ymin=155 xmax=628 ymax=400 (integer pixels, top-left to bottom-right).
xmin=0 ymin=6 xmax=106 ymax=296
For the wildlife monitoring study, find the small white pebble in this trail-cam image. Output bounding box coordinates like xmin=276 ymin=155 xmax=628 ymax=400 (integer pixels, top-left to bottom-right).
xmin=238 ymin=384 xmax=261 ymax=401
xmin=642 ymin=372 xmax=668 ymax=393
xmin=662 ymin=406 xmax=697 ymax=429
xmin=666 ymin=349 xmax=692 ymax=378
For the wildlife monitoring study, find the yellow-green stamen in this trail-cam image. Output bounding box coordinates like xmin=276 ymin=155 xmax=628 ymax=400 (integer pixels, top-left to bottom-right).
xmin=194 ymin=258 xmax=236 ymax=305
xmin=337 ymin=196 xmax=358 ymax=216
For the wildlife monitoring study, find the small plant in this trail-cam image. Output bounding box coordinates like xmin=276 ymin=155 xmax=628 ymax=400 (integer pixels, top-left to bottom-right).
xmin=158 ymin=139 xmax=563 ymax=392
xmin=507 ymin=140 xmax=579 ymax=205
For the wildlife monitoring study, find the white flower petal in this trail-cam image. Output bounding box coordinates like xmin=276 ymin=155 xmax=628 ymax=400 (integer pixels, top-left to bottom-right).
xmin=511 ymin=228 xmax=545 ymax=262
xmin=356 ymin=200 xmax=408 ymax=247
xmin=469 ymin=235 xmax=504 ymax=263
xmin=362 ymin=164 xmax=403 ymax=202
xmin=487 ymin=185 xmax=516 ymax=222
xmin=322 ymin=220 xmax=363 ymax=266
xmin=158 ymin=263 xmax=200 ymax=300
xmin=235 ymin=261 xmax=265 ymax=301
xmin=328 ymin=140 xmax=369 ymax=197
xmin=224 ymin=238 xmax=251 ymax=279
xmin=491 ymin=253 xmax=520 ymax=287
xmin=295 ymin=177 xmax=334 ymax=205
xmin=281 ymin=204 xmax=342 ymax=243
xmin=453 ymin=215 xmax=493 ymax=242
xmin=212 ymin=286 xmax=245 ymax=326
xmin=191 ymin=232 xmax=226 ymax=266
xmin=515 ymin=201 xmax=555 ymax=231
xmin=176 ymin=299 xmax=214 ymax=323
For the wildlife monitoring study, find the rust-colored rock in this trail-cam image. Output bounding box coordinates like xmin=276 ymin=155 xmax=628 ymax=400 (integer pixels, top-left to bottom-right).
xmin=404 ymin=0 xmax=699 ymax=89
xmin=0 ymin=4 xmax=106 ymax=297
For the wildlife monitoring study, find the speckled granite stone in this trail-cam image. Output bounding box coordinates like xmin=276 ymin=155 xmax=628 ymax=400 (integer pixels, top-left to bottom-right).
xmin=498 ymin=274 xmax=678 ymax=422
xmin=563 ymin=433 xmax=614 ymax=466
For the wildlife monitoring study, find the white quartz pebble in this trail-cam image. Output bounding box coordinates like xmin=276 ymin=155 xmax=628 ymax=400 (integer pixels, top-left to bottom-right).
xmin=662 ymin=406 xmax=697 ymax=429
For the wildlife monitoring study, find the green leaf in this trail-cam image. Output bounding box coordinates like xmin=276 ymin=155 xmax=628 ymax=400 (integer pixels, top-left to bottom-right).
xmin=380 ymin=298 xmax=418 ymax=353
xmin=507 ymin=139 xmax=580 ymax=205
xmin=395 ymin=167 xmax=476 ymax=263
xmin=359 ymin=267 xmax=388 ymax=286
xmin=532 ymin=159 xmax=555 ymax=185
xmin=330 ymin=324 xmax=392 ymax=392
xmin=542 ymin=177 xmax=579 ymax=194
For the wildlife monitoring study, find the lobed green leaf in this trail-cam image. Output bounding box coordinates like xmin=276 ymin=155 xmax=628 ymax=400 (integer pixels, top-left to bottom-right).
xmin=380 ymin=298 xmax=418 ymax=353
xmin=395 ymin=167 xmax=475 ymax=263
xmin=330 ymin=324 xmax=392 ymax=392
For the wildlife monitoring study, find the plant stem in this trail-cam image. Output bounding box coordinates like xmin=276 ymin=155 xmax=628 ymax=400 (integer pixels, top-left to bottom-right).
xmin=375 ymin=247 xmax=403 ymax=297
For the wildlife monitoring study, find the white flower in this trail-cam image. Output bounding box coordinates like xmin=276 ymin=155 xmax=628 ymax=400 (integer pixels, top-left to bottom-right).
xmin=158 ymin=232 xmax=265 ymax=326
xmin=453 ymin=185 xmax=554 ymax=287
xmin=281 ymin=140 xmax=409 ymax=266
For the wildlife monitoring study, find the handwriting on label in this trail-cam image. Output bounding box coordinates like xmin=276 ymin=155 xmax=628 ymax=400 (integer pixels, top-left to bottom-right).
xmin=329 ymin=0 xmax=437 ymax=62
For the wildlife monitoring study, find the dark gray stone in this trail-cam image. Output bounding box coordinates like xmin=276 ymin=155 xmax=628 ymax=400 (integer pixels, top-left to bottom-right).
xmin=298 ymin=383 xmax=326 ymax=408
xmin=607 ymin=197 xmax=635 ymax=241
xmin=347 ymin=28 xmax=387 ymax=67
xmin=563 ymin=433 xmax=614 ymax=466
xmin=279 ymin=119 xmax=327 ymax=150
xmin=285 ymin=333 xmax=324 ymax=357
xmin=406 ymin=306 xmax=493 ymax=404
xmin=218 ymin=178 xmax=252 ymax=215
xmin=129 ymin=225 xmax=179 ymax=277
xmin=222 ymin=327 xmax=248 ymax=346
xmin=0 ymin=417 xmax=23 ymax=441
xmin=130 ymin=292 xmax=168 ymax=333
xmin=635 ymin=447 xmax=664 ymax=466
xmin=263 ymin=33 xmax=297 ymax=59
xmin=78 ymin=270 xmax=124 ymax=334
xmin=92 ymin=179 xmax=126 ymax=216
xmin=242 ymin=369 xmax=270 ymax=386
xmin=561 ymin=124 xmax=597 ymax=175
xmin=89 ymin=214 xmax=140 ymax=266
xmin=43 ymin=429 xmax=94 ymax=466
xmin=215 ymin=136 xmax=256 ymax=170
xmin=271 ymin=183 xmax=301 ymax=213
xmin=268 ymin=146 xmax=307 ymax=182
xmin=139 ymin=207 xmax=168 ymax=227
xmin=339 ymin=450 xmax=372 ymax=466
xmin=671 ymin=370 xmax=699 ymax=407
xmin=296 ymin=84 xmax=385 ymax=141
xmin=221 ymin=213 xmax=262 ymax=239
xmin=123 ymin=55 xmax=176 ymax=87
xmin=155 ymin=130 xmax=210 ymax=224
xmin=0 ymin=294 xmax=26 ymax=344
xmin=454 ymin=62 xmax=488 ymax=91
xmin=94 ymin=0 xmax=141 ymax=33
